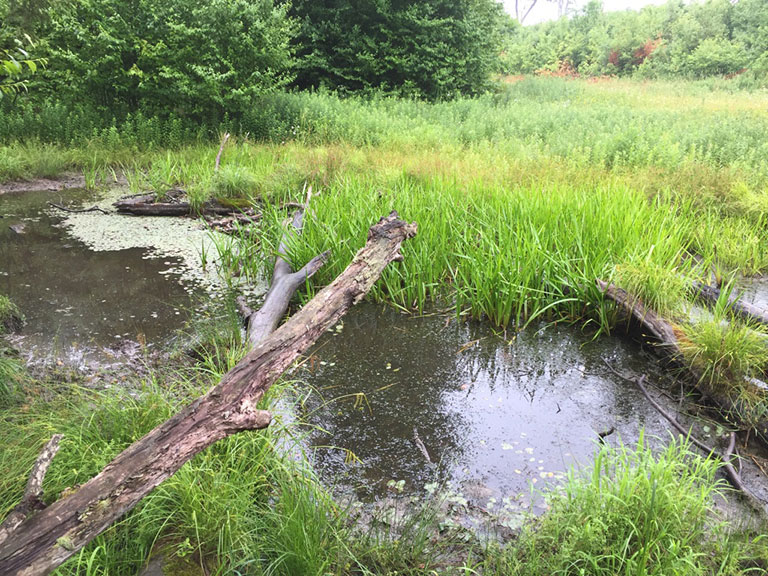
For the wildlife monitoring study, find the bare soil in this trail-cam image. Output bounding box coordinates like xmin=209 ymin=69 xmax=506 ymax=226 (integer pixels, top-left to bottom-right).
xmin=0 ymin=174 xmax=85 ymax=195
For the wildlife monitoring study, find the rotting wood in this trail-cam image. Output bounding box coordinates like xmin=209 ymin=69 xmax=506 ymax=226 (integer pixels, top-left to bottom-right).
xmin=597 ymin=279 xmax=768 ymax=446
xmin=0 ymin=435 xmax=63 ymax=547
xmin=0 ymin=211 xmax=417 ymax=576
xmin=692 ymin=281 xmax=768 ymax=327
xmin=205 ymin=212 xmax=261 ymax=235
xmin=113 ymin=193 xmax=238 ymax=217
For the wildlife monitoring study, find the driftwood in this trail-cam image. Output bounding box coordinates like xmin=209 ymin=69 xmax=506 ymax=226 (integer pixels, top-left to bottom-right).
xmin=0 ymin=436 xmax=62 ymax=546
xmin=693 ymin=281 xmax=768 ymax=327
xmin=597 ymin=279 xmax=768 ymax=445
xmin=206 ymin=213 xmax=262 ymax=235
xmin=236 ymin=193 xmax=326 ymax=347
xmin=0 ymin=212 xmax=417 ymax=576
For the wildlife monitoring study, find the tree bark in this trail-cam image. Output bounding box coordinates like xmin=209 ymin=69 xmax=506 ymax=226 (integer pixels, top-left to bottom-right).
xmin=0 ymin=212 xmax=417 ymax=576
xmin=237 ymin=206 xmax=328 ymax=347
xmin=597 ymin=279 xmax=768 ymax=445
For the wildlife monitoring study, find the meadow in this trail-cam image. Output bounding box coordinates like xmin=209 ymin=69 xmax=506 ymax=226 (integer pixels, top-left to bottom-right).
xmin=3 ymin=77 xmax=768 ymax=574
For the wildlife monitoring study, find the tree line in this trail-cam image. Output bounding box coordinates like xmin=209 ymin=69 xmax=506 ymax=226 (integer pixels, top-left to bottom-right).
xmin=0 ymin=0 xmax=503 ymax=121
xmin=501 ymin=0 xmax=768 ymax=82
xmin=1 ymin=0 xmax=767 ymax=129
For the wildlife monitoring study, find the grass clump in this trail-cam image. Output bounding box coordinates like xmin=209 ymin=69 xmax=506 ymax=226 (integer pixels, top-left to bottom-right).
xmin=681 ymin=279 xmax=768 ymax=395
xmin=210 ymin=165 xmax=259 ymax=199
xmin=612 ymin=251 xmax=691 ymax=317
xmin=682 ymin=319 xmax=768 ymax=394
xmin=485 ymin=437 xmax=764 ymax=576
xmin=0 ymin=295 xmax=23 ymax=334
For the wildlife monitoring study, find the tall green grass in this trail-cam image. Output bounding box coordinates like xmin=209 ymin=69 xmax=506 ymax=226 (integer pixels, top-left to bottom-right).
xmin=270 ymin=175 xmax=704 ymax=329
xmin=0 ymin=365 xmax=348 ymax=576
xmin=481 ymin=437 xmax=767 ymax=576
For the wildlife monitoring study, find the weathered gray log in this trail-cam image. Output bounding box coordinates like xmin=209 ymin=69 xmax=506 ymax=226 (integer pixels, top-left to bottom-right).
xmin=692 ymin=281 xmax=768 ymax=327
xmin=597 ymin=279 xmax=768 ymax=444
xmin=0 ymin=212 xmax=417 ymax=576
xmin=238 ymin=207 xmax=328 ymax=347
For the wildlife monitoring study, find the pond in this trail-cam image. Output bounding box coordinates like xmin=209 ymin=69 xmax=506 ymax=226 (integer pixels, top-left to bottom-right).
xmin=297 ymin=303 xmax=686 ymax=511
xmin=2 ymin=188 xmax=766 ymax=525
xmin=0 ymin=188 xmax=214 ymax=368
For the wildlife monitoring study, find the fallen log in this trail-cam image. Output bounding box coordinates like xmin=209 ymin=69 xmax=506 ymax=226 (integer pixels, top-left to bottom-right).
xmin=0 ymin=211 xmax=417 ymax=576
xmin=113 ymin=193 xmax=240 ymax=217
xmin=597 ymin=279 xmax=768 ymax=445
xmin=692 ymin=281 xmax=768 ymax=327
xmin=237 ymin=193 xmax=325 ymax=347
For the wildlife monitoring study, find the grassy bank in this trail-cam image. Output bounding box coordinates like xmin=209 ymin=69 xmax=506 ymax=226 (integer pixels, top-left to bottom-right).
xmin=4 ymin=78 xmax=768 ymax=392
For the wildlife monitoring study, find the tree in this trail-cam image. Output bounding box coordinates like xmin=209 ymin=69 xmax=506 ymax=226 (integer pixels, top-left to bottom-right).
xmin=44 ymin=0 xmax=295 ymax=119
xmin=0 ymin=35 xmax=45 ymax=101
xmin=290 ymin=0 xmax=504 ymax=99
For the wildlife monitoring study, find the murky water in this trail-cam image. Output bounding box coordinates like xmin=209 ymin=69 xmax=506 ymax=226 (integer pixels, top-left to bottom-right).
xmin=0 ymin=189 xmax=210 ymax=365
xmin=297 ymin=303 xmax=682 ymax=508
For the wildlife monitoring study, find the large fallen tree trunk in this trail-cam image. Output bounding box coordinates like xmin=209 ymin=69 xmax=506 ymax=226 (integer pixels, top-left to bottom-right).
xmin=0 ymin=212 xmax=417 ymax=576
xmin=692 ymin=281 xmax=768 ymax=327
xmin=597 ymin=279 xmax=768 ymax=445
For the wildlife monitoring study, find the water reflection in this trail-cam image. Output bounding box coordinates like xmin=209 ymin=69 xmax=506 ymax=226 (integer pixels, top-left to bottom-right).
xmin=299 ymin=303 xmax=673 ymax=503
xmin=0 ymin=189 xmax=202 ymax=364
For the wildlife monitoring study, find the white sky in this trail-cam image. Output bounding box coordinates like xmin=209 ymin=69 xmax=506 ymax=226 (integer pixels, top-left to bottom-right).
xmin=502 ymin=0 xmax=672 ymax=25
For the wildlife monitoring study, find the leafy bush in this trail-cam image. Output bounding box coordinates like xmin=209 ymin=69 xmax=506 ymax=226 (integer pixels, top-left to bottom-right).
xmin=687 ymin=38 xmax=748 ymax=78
xmin=45 ymin=0 xmax=295 ymax=121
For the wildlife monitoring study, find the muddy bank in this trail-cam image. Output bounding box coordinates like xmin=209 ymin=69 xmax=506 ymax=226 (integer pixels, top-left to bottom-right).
xmin=0 ymin=174 xmax=85 ymax=195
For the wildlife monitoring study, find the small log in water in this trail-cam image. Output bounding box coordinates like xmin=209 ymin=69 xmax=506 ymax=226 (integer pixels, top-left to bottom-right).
xmin=0 ymin=212 xmax=417 ymax=576
xmin=597 ymin=279 xmax=768 ymax=446
xmin=692 ymin=281 xmax=768 ymax=327
xmin=113 ymin=193 xmax=237 ymax=216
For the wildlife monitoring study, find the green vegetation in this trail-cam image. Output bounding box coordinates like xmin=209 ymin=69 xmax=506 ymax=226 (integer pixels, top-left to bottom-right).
xmin=682 ymin=280 xmax=768 ymax=400
xmin=0 ymin=294 xmax=22 ymax=334
xmin=482 ymin=438 xmax=768 ymax=575
xmin=0 ymin=341 xmax=353 ymax=576
xmin=4 ymin=0 xmax=768 ymax=571
xmin=502 ymin=0 xmax=768 ymax=86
